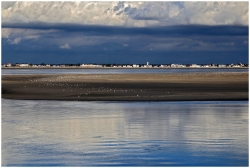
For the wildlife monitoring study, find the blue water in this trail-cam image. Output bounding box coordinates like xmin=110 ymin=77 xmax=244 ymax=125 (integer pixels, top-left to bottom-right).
xmin=1 ymin=68 xmax=248 ymax=75
xmin=2 ymin=99 xmax=248 ymax=166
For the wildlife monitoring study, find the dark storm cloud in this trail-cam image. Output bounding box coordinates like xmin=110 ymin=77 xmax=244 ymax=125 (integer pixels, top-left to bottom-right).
xmin=2 ymin=22 xmax=248 ymax=64
xmin=2 ymin=22 xmax=248 ymax=37
xmin=2 ymin=1 xmax=248 ymax=65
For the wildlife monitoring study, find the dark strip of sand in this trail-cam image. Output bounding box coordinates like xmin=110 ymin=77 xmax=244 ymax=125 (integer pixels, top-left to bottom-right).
xmin=2 ymin=72 xmax=248 ymax=101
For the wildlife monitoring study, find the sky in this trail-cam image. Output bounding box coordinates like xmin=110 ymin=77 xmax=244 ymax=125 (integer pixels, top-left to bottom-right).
xmin=1 ymin=1 xmax=249 ymax=64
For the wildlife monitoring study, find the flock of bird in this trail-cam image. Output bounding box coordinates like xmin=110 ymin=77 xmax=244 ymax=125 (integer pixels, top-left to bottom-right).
xmin=21 ymin=74 xmax=152 ymax=98
xmin=20 ymin=72 xmax=247 ymax=98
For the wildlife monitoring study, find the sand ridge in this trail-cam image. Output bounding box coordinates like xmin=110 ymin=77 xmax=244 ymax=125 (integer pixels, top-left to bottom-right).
xmin=2 ymin=72 xmax=248 ymax=101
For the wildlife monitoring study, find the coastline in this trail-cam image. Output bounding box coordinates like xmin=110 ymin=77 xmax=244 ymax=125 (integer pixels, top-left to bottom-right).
xmin=2 ymin=72 xmax=248 ymax=101
xmin=2 ymin=67 xmax=248 ymax=69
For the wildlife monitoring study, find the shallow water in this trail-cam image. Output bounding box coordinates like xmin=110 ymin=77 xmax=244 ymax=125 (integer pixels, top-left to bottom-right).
xmin=2 ymin=99 xmax=248 ymax=166
xmin=2 ymin=68 xmax=248 ymax=75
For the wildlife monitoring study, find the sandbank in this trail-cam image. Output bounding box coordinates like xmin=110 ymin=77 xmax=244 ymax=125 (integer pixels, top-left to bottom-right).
xmin=2 ymin=72 xmax=248 ymax=101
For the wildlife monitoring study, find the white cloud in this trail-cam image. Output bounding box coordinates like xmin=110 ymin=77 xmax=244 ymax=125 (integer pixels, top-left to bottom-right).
xmin=2 ymin=28 xmax=11 ymax=38
xmin=141 ymin=36 xmax=245 ymax=52
xmin=180 ymin=1 xmax=249 ymax=25
xmin=59 ymin=43 xmax=71 ymax=49
xmin=8 ymin=37 xmax=21 ymax=44
xmin=1 ymin=1 xmax=248 ymax=27
xmin=2 ymin=28 xmax=58 ymax=38
xmin=1 ymin=1 xmax=16 ymax=9
xmin=168 ymin=4 xmax=180 ymax=18
xmin=2 ymin=28 xmax=40 ymax=44
xmin=24 ymin=35 xmax=39 ymax=40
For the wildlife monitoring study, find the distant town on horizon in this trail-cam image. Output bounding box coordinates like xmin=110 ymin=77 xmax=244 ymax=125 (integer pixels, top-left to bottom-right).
xmin=2 ymin=62 xmax=248 ymax=68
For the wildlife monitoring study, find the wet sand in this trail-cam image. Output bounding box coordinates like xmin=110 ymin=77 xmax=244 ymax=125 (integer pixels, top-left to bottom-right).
xmin=2 ymin=72 xmax=248 ymax=101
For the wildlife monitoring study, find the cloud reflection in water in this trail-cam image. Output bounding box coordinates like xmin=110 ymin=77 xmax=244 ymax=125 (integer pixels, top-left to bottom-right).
xmin=2 ymin=99 xmax=248 ymax=166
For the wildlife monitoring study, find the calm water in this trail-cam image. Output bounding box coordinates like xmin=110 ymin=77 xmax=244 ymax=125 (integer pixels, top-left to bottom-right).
xmin=2 ymin=68 xmax=248 ymax=75
xmin=2 ymin=99 xmax=248 ymax=166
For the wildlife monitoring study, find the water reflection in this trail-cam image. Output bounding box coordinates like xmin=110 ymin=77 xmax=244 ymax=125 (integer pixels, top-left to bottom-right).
xmin=2 ymin=99 xmax=248 ymax=166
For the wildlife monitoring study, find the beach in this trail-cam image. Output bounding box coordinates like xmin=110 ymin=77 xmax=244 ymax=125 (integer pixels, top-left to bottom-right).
xmin=2 ymin=72 xmax=248 ymax=101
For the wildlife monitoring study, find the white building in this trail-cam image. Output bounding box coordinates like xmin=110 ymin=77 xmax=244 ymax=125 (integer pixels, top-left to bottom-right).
xmin=19 ymin=64 xmax=29 ymax=67
xmin=6 ymin=63 xmax=12 ymax=67
xmin=202 ymin=64 xmax=210 ymax=68
xmin=144 ymin=65 xmax=152 ymax=68
xmin=232 ymin=64 xmax=241 ymax=68
xmin=190 ymin=64 xmax=201 ymax=68
xmin=133 ymin=64 xmax=139 ymax=67
xmin=80 ymin=64 xmax=95 ymax=67
xmin=160 ymin=64 xmax=170 ymax=68
xmin=218 ymin=64 xmax=226 ymax=68
xmin=171 ymin=64 xmax=185 ymax=68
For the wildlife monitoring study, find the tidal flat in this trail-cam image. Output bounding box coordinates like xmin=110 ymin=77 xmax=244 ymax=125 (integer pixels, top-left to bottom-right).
xmin=2 ymin=72 xmax=248 ymax=101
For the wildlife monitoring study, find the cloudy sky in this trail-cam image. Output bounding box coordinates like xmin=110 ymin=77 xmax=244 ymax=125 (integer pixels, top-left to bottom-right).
xmin=1 ymin=1 xmax=249 ymax=64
